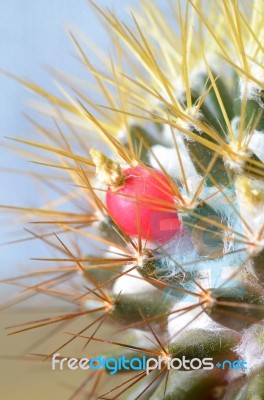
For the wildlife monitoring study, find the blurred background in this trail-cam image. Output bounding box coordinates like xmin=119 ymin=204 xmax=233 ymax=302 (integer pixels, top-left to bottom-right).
xmin=0 ymin=0 xmax=141 ymax=277
xmin=0 ymin=1 xmax=143 ymax=398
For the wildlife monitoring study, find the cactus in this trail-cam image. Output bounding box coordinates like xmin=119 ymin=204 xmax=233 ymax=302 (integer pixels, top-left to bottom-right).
xmin=1 ymin=0 xmax=264 ymax=399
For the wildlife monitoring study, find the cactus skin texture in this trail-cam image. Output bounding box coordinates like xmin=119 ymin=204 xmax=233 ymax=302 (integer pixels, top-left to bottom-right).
xmin=2 ymin=0 xmax=264 ymax=399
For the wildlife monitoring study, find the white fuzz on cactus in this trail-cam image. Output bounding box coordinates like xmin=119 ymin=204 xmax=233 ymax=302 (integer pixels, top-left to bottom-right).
xmin=235 ymin=323 xmax=264 ymax=373
xmin=113 ymin=266 xmax=157 ymax=295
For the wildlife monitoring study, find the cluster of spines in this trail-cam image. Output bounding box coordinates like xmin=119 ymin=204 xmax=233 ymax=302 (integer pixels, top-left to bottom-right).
xmin=1 ymin=1 xmax=263 ymax=399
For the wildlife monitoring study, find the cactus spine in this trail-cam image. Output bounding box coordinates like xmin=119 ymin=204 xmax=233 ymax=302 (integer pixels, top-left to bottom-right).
xmin=2 ymin=1 xmax=264 ymax=399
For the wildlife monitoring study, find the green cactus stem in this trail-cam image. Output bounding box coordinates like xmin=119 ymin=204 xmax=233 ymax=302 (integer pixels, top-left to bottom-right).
xmin=168 ymin=329 xmax=239 ymax=365
xmin=205 ymin=283 xmax=264 ymax=330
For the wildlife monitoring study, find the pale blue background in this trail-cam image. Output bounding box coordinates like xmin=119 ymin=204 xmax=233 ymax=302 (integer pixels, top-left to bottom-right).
xmin=0 ymin=0 xmax=144 ymax=279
